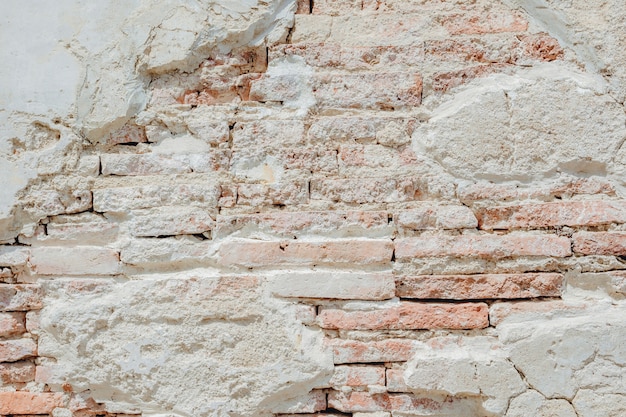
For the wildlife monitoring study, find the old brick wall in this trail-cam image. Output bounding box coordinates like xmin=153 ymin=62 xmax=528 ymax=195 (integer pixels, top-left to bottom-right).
xmin=1 ymin=0 xmax=626 ymax=416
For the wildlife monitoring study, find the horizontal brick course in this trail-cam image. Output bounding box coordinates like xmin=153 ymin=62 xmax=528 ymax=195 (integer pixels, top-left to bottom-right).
xmin=269 ymin=272 xmax=395 ymax=300
xmin=318 ymin=302 xmax=489 ymax=330
xmin=572 ymin=232 xmax=626 ymax=256
xmin=0 ymin=285 xmax=43 ymax=311
xmin=311 ymin=178 xmax=421 ymax=203
xmin=0 ymin=338 xmax=37 ymax=362
xmin=101 ymin=151 xmax=230 ymax=176
xmin=0 ymin=392 xmax=65 ymax=414
xmin=0 ymin=361 xmax=36 ymax=384
xmin=326 ymin=339 xmax=415 ymax=364
xmin=31 ymin=247 xmax=121 ymax=275
xmin=93 ymin=184 xmax=221 ymax=212
xmin=395 ymin=206 xmax=478 ymax=230
xmin=329 ymin=365 xmax=386 ymax=388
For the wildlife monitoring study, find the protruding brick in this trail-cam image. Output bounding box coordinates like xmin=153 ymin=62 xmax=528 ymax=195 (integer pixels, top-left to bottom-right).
xmin=396 ymin=273 xmax=563 ymax=299
xmin=31 ymin=247 xmax=121 ymax=275
xmin=572 ymin=232 xmax=626 ymax=256
xmin=0 ymin=392 xmax=65 ymax=414
xmin=318 ymin=302 xmax=489 ymax=330
xmin=269 ymin=272 xmax=395 ymax=300
xmin=478 ymin=201 xmax=626 ymax=230
xmin=0 ymin=285 xmax=42 ymax=311
xmin=0 ymin=361 xmax=36 ymax=383
xmin=219 ymin=240 xmax=393 ymax=267
xmin=0 ymin=312 xmax=26 ymax=337
xmin=311 ymin=178 xmax=421 ymax=203
xmin=395 ymin=206 xmax=478 ymax=230
xmin=0 ymin=338 xmax=37 ymax=362
xmin=395 ymin=234 xmax=572 ymax=259
xmin=326 ymin=339 xmax=415 ymax=363
xmin=330 ymin=365 xmax=385 ymax=388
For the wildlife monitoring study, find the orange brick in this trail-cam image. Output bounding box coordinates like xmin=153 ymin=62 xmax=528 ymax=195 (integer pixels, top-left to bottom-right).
xmin=478 ymin=201 xmax=626 ymax=230
xmin=395 ymin=234 xmax=572 ymax=259
xmin=330 ymin=365 xmax=386 ymax=388
xmin=573 ymin=232 xmax=626 ymax=256
xmin=0 ymin=285 xmax=42 ymax=311
xmin=0 ymin=312 xmax=26 ymax=337
xmin=0 ymin=339 xmax=37 ymax=362
xmin=0 ymin=361 xmax=36 ymax=383
xmin=219 ymin=240 xmax=393 ymax=267
xmin=396 ymin=273 xmax=563 ymax=299
xmin=318 ymin=302 xmax=489 ymax=330
xmin=326 ymin=338 xmax=415 ymax=363
xmin=0 ymin=392 xmax=65 ymax=414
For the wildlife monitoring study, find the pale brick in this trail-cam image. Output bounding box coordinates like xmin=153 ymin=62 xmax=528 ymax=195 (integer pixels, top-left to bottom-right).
xmin=329 ymin=365 xmax=385 ymax=388
xmin=291 ymin=15 xmax=333 ymax=44
xmin=93 ymin=184 xmax=221 ymax=212
xmin=442 ymin=10 xmax=528 ymax=35
xmin=120 ymin=238 xmax=216 ymax=266
xmin=296 ymin=0 xmax=310 ymax=14
xmin=219 ymin=240 xmax=393 ymax=267
xmin=23 ymin=213 xmax=119 ymax=245
xmin=308 ymin=117 xmax=377 ymax=144
xmin=0 ymin=361 xmax=35 ymax=383
xmin=231 ymin=120 xmax=305 ymax=149
xmin=479 ymin=201 xmax=626 ymax=230
xmin=0 ymin=247 xmax=30 ymax=267
xmin=572 ymin=232 xmax=626 ymax=256
xmin=0 ymin=285 xmax=42 ymax=311
xmin=386 ymin=369 xmax=409 ymax=392
xmin=0 ymin=312 xmax=26 ymax=337
xmin=0 ymin=338 xmax=37 ymax=362
xmin=433 ymin=64 xmax=505 ymax=92
xmin=105 ymin=123 xmax=147 ymax=145
xmin=270 ymin=390 xmax=326 ymax=413
xmin=231 ymin=148 xmax=338 ymax=179
xmin=395 ymin=234 xmax=572 ymax=259
xmin=318 ymin=302 xmax=488 ymax=330
xmin=396 ymin=273 xmax=563 ymax=299
xmin=395 ymin=206 xmax=478 ymax=230
xmin=328 ymin=391 xmax=475 ymax=414
xmin=0 ymin=392 xmax=65 ymax=414
xmin=294 ymin=304 xmax=317 ymax=325
xmin=489 ymin=300 xmax=586 ymax=326
xmin=326 ymin=339 xmax=415 ymax=363
xmin=31 ymin=247 xmax=121 ymax=275
xmin=312 ymin=0 xmax=361 ymax=15
xmin=24 ymin=189 xmax=92 ymax=217
xmin=215 ymin=211 xmax=390 ymax=239
xmin=100 ymin=151 xmax=230 ymax=175
xmin=128 ymin=206 xmax=215 ymax=237
xmin=269 ymin=272 xmax=395 ymax=300
xmin=311 ymin=178 xmax=421 ymax=203
xmin=237 ymin=182 xmax=309 ymax=206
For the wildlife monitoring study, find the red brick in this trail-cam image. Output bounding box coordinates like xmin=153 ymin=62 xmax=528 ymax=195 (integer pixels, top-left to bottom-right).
xmin=0 ymin=392 xmax=65 ymax=414
xmin=396 ymin=273 xmax=563 ymax=299
xmin=0 ymin=361 xmax=36 ymax=383
xmin=236 ymin=182 xmax=309 ymax=206
xmin=520 ymin=32 xmax=564 ymax=61
xmin=318 ymin=302 xmax=489 ymax=330
xmin=326 ymin=339 xmax=415 ymax=363
xmin=311 ymin=178 xmax=421 ymax=203
xmin=395 ymin=234 xmax=572 ymax=259
xmin=0 ymin=285 xmax=42 ymax=311
xmin=328 ymin=391 xmax=474 ymax=414
xmin=0 ymin=312 xmax=26 ymax=337
xmin=219 ymin=240 xmax=393 ymax=267
xmin=0 ymin=338 xmax=37 ymax=362
xmin=215 ymin=211 xmax=389 ymax=239
xmin=100 ymin=152 xmax=230 ymax=176
xmin=573 ymin=232 xmax=626 ymax=256
xmin=270 ymin=390 xmax=326 ymax=414
xmin=328 ymin=365 xmax=385 ymax=389
xmin=395 ymin=206 xmax=477 ymax=230
xmin=442 ymin=10 xmax=528 ymax=35
xmin=478 ymin=201 xmax=626 ymax=230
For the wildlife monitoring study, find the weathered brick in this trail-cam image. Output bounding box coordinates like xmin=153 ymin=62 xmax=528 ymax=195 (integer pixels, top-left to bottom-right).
xmin=573 ymin=232 xmax=626 ymax=256
xmin=433 ymin=64 xmax=507 ymax=92
xmin=93 ymin=184 xmax=221 ymax=212
xmin=0 ymin=285 xmax=42 ymax=311
xmin=105 ymin=123 xmax=147 ymax=145
xmin=442 ymin=10 xmax=528 ymax=35
xmin=24 ymin=189 xmax=92 ymax=217
xmin=236 ymin=182 xmax=309 ymax=206
xmin=386 ymin=369 xmax=409 ymax=392
xmin=0 ymin=392 xmax=65 ymax=414
xmin=269 ymin=272 xmax=395 ymax=300
xmin=395 ymin=206 xmax=477 ymax=230
xmin=128 ymin=206 xmax=215 ymax=237
xmin=395 ymin=234 xmax=572 ymax=259
xmin=31 ymin=247 xmax=121 ymax=275
xmin=0 ymin=338 xmax=37 ymax=362
xmin=330 ymin=365 xmax=385 ymax=388
xmin=311 ymin=178 xmax=421 ymax=203
xmin=100 ymin=152 xmax=230 ymax=175
xmin=232 ymin=120 xmax=305 ymax=149
xmin=0 ymin=361 xmax=36 ymax=383
xmin=519 ymin=32 xmax=564 ymax=61
xmin=308 ymin=117 xmax=377 ymax=144
xmin=396 ymin=273 xmax=563 ymax=299
xmin=219 ymin=240 xmax=393 ymax=267
xmin=231 ymin=148 xmax=338 ymax=179
xmin=296 ymin=0 xmax=310 ymax=14
xmin=489 ymin=300 xmax=585 ymax=326
xmin=0 ymin=312 xmax=26 ymax=337
xmin=318 ymin=302 xmax=488 ymax=330
xmin=270 ymin=390 xmax=326 ymax=414
xmin=312 ymin=0 xmax=361 ymax=15
xmin=328 ymin=391 xmax=474 ymax=414
xmin=215 ymin=211 xmax=390 ymax=239
xmin=120 ymin=238 xmax=215 ymax=267
xmin=478 ymin=201 xmax=626 ymax=230
xmin=327 ymin=339 xmax=415 ymax=364
xmin=0 ymin=247 xmax=29 ymax=267
xmin=39 ymin=213 xmax=119 ymax=244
